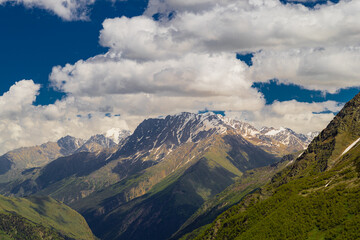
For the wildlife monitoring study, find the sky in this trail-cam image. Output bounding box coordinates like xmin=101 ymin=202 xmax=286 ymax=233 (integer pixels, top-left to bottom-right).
xmin=0 ymin=0 xmax=359 ymax=154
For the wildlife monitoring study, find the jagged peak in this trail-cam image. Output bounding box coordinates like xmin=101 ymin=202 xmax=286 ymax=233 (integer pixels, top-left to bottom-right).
xmin=57 ymin=135 xmax=84 ymax=148
xmin=105 ymin=128 xmax=131 ymax=144
xmin=57 ymin=135 xmax=77 ymax=142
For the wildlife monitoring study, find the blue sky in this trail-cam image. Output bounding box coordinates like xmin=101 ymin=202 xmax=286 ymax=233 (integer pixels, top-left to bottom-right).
xmin=0 ymin=0 xmax=148 ymax=105
xmin=1 ymin=0 xmax=355 ymax=106
xmin=0 ymin=0 xmax=359 ymax=154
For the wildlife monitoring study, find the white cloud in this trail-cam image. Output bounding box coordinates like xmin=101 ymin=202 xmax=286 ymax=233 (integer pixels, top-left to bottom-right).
xmin=145 ymin=0 xmax=359 ymax=51
xmin=285 ymin=0 xmax=326 ymax=2
xmin=226 ymin=100 xmax=343 ymax=133
xmin=0 ymin=80 xmax=129 ymax=155
xmin=0 ymin=80 xmax=40 ymax=116
xmin=248 ymin=47 xmax=360 ymax=93
xmin=49 ymin=52 xmax=265 ymax=124
xmin=1 ymin=0 xmax=359 ymax=154
xmin=47 ymin=0 xmax=360 ymax=136
xmin=99 ymin=16 xmax=189 ymax=61
xmin=97 ymin=0 xmax=360 ymax=91
xmin=145 ymin=0 xmax=239 ymax=15
xmin=0 ymin=0 xmax=96 ymax=20
xmin=50 ymin=52 xmax=255 ymax=97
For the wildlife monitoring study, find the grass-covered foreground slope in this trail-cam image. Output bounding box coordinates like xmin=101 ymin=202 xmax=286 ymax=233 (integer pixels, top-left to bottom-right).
xmin=190 ymin=92 xmax=360 ymax=240
xmin=0 ymin=194 xmax=95 ymax=240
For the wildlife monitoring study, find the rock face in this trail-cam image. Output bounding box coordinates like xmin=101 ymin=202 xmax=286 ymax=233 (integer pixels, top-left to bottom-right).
xmin=220 ymin=115 xmax=318 ymax=155
xmin=105 ymin=128 xmax=131 ymax=144
xmin=112 ymin=112 xmax=228 ymax=158
xmin=259 ymin=126 xmax=319 ymax=150
xmin=76 ymin=134 xmax=117 ymax=153
xmin=57 ymin=136 xmax=85 ymax=156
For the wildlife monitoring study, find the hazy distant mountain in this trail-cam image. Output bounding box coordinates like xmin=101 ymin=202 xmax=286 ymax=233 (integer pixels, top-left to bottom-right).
xmin=219 ymin=115 xmax=318 ymax=155
xmin=57 ymin=135 xmax=85 ymax=156
xmin=259 ymin=126 xmax=319 ymax=150
xmin=0 ymin=129 xmax=130 ymax=183
xmin=0 ymin=136 xmax=85 ymax=183
xmin=76 ymin=134 xmax=117 ymax=153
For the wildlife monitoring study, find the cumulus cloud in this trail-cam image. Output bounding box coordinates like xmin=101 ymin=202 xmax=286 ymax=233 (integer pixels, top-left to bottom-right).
xmin=226 ymin=100 xmax=343 ymax=133
xmin=249 ymin=47 xmax=360 ymax=93
xmin=0 ymin=80 xmax=129 ymax=155
xmin=50 ymin=52 xmax=255 ymax=98
xmin=99 ymin=16 xmax=188 ymax=61
xmin=49 ymin=52 xmax=265 ymax=123
xmin=46 ymin=0 xmax=360 ymax=135
xmin=0 ymin=0 xmax=96 ymax=20
xmin=97 ymin=0 xmax=360 ymax=91
xmin=145 ymin=0 xmax=238 ymax=15
xmin=1 ymin=0 xmax=359 ymax=153
xmin=0 ymin=80 xmax=40 ymax=116
xmin=145 ymin=0 xmax=359 ymax=51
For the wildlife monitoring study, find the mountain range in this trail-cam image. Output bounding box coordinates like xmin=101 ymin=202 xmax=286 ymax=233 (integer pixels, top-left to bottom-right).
xmin=5 ymin=104 xmax=357 ymax=240
xmin=0 ymin=129 xmax=131 ymax=183
xmin=0 ymin=114 xmax=316 ymax=183
xmin=0 ymin=111 xmax=320 ymax=240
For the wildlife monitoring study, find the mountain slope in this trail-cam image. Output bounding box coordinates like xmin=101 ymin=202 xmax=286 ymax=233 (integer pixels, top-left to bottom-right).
xmin=174 ymin=153 xmax=296 ymax=240
xmin=0 ymin=194 xmax=95 ymax=240
xmin=75 ymin=132 xmax=278 ymax=240
xmin=273 ymin=91 xmax=360 ymax=184
xmin=190 ymin=92 xmax=360 ymax=240
xmin=0 ymin=136 xmax=85 ymax=183
xmin=0 ymin=129 xmax=130 ymax=185
xmin=76 ymin=134 xmax=117 ymax=153
xmin=48 ymin=112 xmax=279 ymax=240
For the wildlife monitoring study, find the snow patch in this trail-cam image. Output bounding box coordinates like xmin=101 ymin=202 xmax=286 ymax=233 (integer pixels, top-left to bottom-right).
xmin=265 ymin=127 xmax=286 ymax=136
xmin=105 ymin=128 xmax=131 ymax=144
xmin=341 ymin=137 xmax=360 ymax=156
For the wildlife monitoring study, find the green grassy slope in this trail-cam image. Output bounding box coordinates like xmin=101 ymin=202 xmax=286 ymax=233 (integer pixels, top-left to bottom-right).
xmin=0 ymin=195 xmax=95 ymax=240
xmin=195 ymin=144 xmax=360 ymax=240
xmin=175 ymin=154 xmax=296 ymax=240
xmin=0 ymin=212 xmax=66 ymax=240
xmin=191 ymin=92 xmax=360 ymax=240
xmin=274 ymin=91 xmax=360 ymax=184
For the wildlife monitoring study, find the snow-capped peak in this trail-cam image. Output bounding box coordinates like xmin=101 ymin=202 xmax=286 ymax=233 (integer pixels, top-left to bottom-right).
xmin=218 ymin=115 xmax=260 ymax=137
xmin=264 ymin=127 xmax=287 ymax=136
xmin=105 ymin=128 xmax=131 ymax=144
xmin=306 ymin=131 xmax=320 ymax=139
